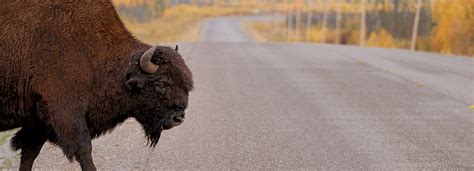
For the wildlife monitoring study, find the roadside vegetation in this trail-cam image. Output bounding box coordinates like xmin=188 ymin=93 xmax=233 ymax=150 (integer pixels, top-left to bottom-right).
xmin=115 ymin=0 xmax=473 ymax=56
xmin=0 ymin=132 xmax=18 ymax=169
xmin=0 ymin=133 xmax=10 ymax=146
xmin=120 ymin=5 xmax=255 ymax=43
xmin=113 ymin=1 xmax=258 ymax=43
xmin=244 ymin=0 xmax=473 ymax=56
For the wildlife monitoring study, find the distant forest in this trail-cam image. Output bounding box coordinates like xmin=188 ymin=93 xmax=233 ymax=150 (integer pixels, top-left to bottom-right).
xmin=112 ymin=0 xmax=474 ymax=56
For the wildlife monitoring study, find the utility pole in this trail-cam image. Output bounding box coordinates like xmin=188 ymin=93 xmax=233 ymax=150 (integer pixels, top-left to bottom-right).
xmin=271 ymin=0 xmax=277 ymax=35
xmin=305 ymin=0 xmax=314 ymax=42
xmin=335 ymin=0 xmax=342 ymax=44
xmin=321 ymin=0 xmax=328 ymax=43
xmin=282 ymin=0 xmax=288 ymax=37
xmin=360 ymin=0 xmax=366 ymax=46
xmin=287 ymin=0 xmax=292 ymax=42
xmin=411 ymin=0 xmax=422 ymax=50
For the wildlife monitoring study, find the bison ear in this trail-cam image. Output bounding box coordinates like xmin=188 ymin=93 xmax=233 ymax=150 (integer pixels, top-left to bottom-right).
xmin=125 ymin=78 xmax=145 ymax=92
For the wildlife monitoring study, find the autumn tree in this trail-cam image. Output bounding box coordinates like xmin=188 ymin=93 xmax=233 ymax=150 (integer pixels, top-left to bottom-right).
xmin=431 ymin=0 xmax=474 ymax=55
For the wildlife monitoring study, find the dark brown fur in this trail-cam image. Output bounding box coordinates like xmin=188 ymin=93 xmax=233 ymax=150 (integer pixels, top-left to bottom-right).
xmin=0 ymin=1 xmax=193 ymax=170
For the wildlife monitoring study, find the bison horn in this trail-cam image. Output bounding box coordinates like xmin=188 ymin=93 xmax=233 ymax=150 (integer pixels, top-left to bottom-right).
xmin=140 ymin=45 xmax=159 ymax=74
xmin=175 ymin=45 xmax=179 ymax=52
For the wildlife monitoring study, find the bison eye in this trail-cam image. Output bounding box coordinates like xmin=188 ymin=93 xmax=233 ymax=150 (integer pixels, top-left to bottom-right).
xmin=169 ymin=105 xmax=185 ymax=111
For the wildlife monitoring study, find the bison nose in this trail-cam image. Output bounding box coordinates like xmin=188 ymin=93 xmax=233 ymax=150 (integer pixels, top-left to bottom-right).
xmin=172 ymin=113 xmax=185 ymax=123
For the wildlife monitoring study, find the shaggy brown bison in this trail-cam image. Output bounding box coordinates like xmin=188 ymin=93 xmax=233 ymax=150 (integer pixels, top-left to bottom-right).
xmin=0 ymin=1 xmax=193 ymax=170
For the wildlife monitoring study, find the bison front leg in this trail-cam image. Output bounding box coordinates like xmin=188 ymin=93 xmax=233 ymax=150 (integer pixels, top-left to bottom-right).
xmin=47 ymin=113 xmax=96 ymax=171
xmin=36 ymin=85 xmax=98 ymax=170
xmin=74 ymin=133 xmax=96 ymax=171
xmin=11 ymin=127 xmax=47 ymax=171
xmin=53 ymin=120 xmax=97 ymax=171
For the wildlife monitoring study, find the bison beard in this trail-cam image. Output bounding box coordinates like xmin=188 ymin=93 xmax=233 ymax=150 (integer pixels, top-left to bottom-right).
xmin=0 ymin=1 xmax=193 ymax=171
xmin=141 ymin=110 xmax=186 ymax=147
xmin=135 ymin=110 xmax=166 ymax=148
xmin=144 ymin=119 xmax=164 ymax=147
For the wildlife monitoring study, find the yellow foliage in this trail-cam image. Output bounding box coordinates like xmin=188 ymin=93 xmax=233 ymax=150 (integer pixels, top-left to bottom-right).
xmin=113 ymin=0 xmax=474 ymax=56
xmin=431 ymin=0 xmax=474 ymax=55
xmin=347 ymin=30 xmax=360 ymax=45
xmin=121 ymin=5 xmax=254 ymax=43
xmin=367 ymin=29 xmax=395 ymax=48
xmin=242 ymin=22 xmax=271 ymax=42
xmin=113 ymin=0 xmax=154 ymax=6
xmin=306 ymin=28 xmax=324 ymax=42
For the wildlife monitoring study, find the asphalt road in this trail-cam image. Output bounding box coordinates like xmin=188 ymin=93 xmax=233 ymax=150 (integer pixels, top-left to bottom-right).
xmin=198 ymin=17 xmax=255 ymax=42
xmin=3 ymin=17 xmax=474 ymax=170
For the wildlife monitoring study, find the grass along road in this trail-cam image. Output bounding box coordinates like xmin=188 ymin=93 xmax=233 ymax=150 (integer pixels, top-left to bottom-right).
xmin=0 ymin=131 xmax=18 ymax=169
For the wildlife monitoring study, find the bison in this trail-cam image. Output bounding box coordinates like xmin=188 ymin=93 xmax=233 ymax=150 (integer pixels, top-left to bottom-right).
xmin=0 ymin=1 xmax=193 ymax=170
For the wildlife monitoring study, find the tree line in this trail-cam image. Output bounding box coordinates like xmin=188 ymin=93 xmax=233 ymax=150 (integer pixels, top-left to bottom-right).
xmin=112 ymin=0 xmax=473 ymax=56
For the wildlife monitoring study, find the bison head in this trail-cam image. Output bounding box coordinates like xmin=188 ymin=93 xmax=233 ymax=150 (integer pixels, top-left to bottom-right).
xmin=124 ymin=45 xmax=193 ymax=147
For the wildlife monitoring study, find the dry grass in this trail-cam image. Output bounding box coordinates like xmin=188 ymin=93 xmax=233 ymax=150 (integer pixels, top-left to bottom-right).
xmin=244 ymin=21 xmax=473 ymax=56
xmin=241 ymin=22 xmax=270 ymax=42
xmin=121 ymin=5 xmax=255 ymax=43
xmin=242 ymin=21 xmax=288 ymax=42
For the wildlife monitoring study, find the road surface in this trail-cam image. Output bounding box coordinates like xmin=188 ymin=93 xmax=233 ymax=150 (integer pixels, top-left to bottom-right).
xmin=2 ymin=17 xmax=473 ymax=170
